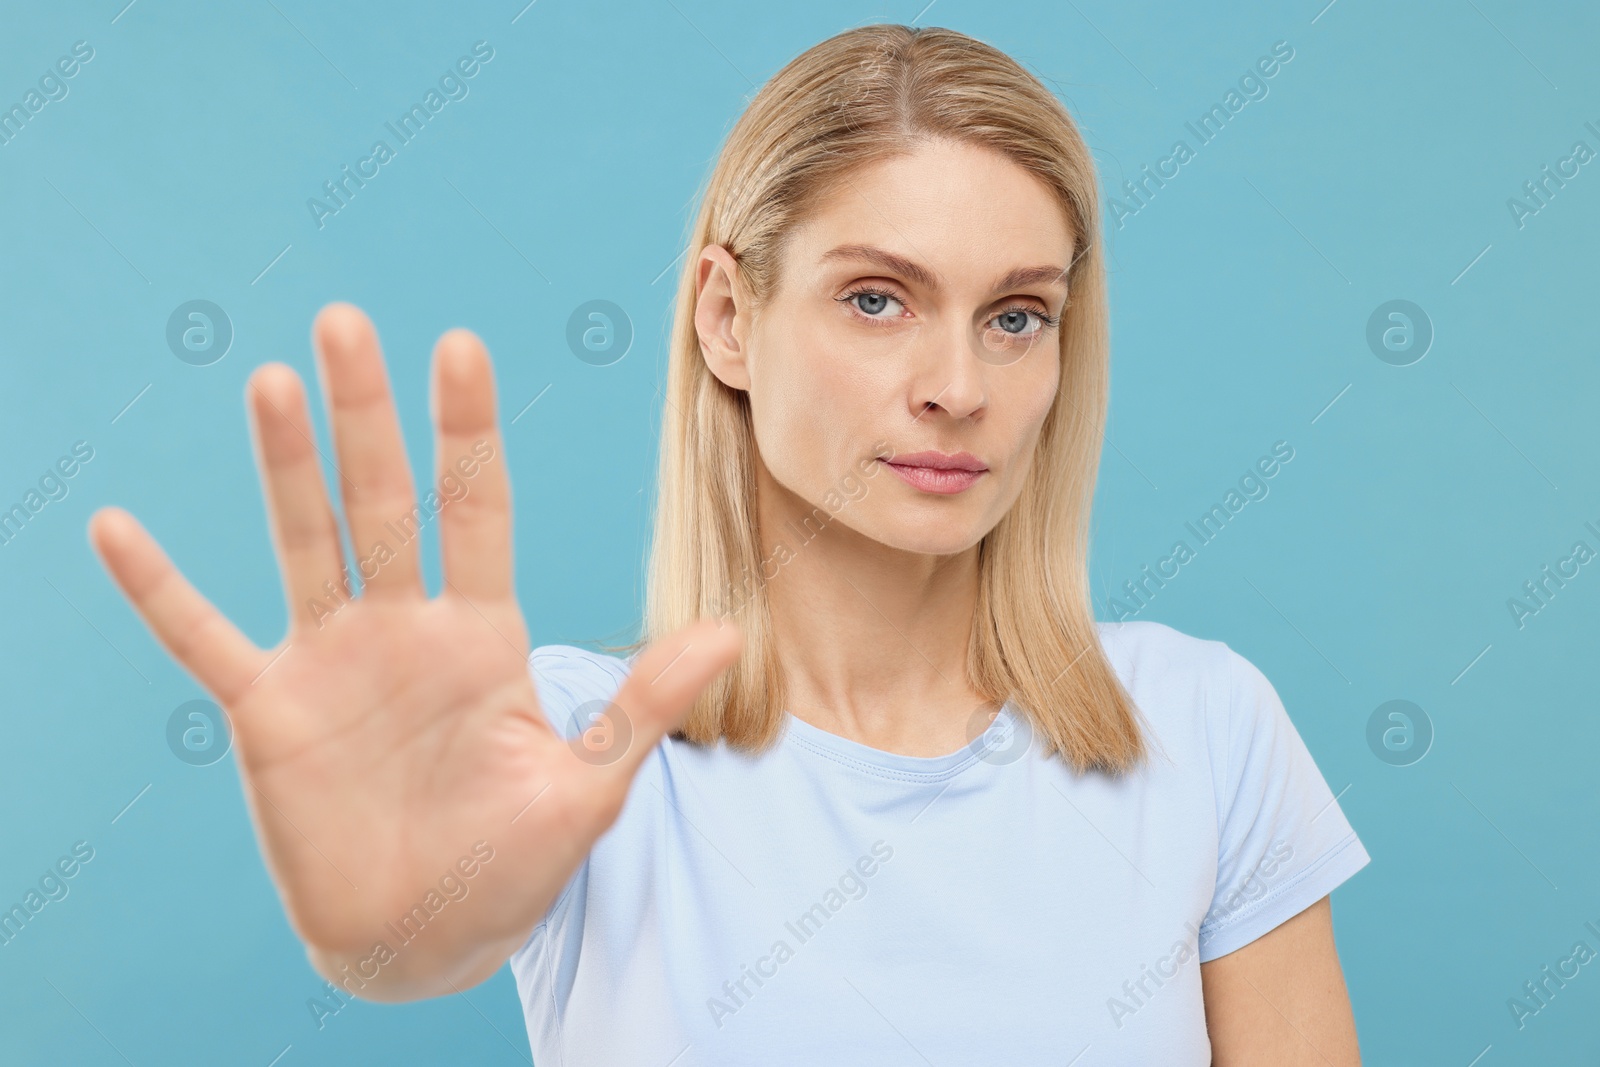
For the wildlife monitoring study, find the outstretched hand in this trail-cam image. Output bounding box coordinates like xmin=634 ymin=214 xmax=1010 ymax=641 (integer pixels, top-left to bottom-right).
xmin=89 ymin=303 xmax=741 ymax=995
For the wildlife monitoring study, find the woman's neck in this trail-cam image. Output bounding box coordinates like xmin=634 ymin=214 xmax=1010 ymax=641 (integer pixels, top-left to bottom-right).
xmin=754 ymin=460 xmax=991 ymax=757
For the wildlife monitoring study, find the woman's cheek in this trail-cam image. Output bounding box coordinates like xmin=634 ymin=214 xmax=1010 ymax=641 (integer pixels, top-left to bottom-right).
xmin=1018 ymin=361 xmax=1060 ymax=429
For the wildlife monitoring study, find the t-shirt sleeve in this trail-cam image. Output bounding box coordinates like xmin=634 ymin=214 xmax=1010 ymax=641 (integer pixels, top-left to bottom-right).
xmin=510 ymin=644 xmax=646 ymax=1039
xmin=512 ymin=645 xmax=630 ymax=946
xmin=1197 ymin=643 xmax=1371 ymax=962
xmin=529 ymin=644 xmax=626 ymax=741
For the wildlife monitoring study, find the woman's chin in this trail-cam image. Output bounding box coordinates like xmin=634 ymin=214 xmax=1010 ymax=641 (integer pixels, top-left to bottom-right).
xmin=859 ymin=515 xmax=991 ymax=557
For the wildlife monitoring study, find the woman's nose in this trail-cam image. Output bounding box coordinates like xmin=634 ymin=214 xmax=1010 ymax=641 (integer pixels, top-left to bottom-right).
xmin=910 ymin=326 xmax=988 ymax=421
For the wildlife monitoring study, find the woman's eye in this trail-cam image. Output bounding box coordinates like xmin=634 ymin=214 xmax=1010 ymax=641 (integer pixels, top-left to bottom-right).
xmin=991 ymin=308 xmax=1044 ymax=335
xmin=849 ymin=291 xmax=903 ymax=318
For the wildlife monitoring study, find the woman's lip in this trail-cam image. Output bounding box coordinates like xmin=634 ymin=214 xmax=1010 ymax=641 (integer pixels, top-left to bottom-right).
xmin=879 ymin=459 xmax=986 ymax=495
xmin=884 ymin=450 xmax=988 ymax=472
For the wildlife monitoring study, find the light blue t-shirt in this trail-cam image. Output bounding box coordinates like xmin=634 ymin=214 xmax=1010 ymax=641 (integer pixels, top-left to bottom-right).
xmin=510 ymin=620 xmax=1370 ymax=1065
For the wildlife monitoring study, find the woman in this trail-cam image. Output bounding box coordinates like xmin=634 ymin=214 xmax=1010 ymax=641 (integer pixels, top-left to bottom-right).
xmin=89 ymin=23 xmax=1368 ymax=1066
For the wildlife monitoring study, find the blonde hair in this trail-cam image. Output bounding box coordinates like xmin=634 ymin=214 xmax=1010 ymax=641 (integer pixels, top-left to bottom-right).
xmin=630 ymin=23 xmax=1146 ymax=775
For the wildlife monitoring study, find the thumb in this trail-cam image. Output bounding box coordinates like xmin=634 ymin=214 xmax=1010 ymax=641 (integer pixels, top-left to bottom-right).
xmin=576 ymin=617 xmax=744 ymax=780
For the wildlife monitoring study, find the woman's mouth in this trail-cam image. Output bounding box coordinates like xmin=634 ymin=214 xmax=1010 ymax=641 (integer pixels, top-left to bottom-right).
xmin=878 ymin=451 xmax=988 ymax=495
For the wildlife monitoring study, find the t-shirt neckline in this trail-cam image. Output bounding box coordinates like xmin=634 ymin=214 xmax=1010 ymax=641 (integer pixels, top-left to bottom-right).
xmin=780 ymin=702 xmax=1020 ymax=782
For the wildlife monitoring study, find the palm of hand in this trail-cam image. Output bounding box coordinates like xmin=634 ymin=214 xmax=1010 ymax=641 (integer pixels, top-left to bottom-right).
xmin=90 ymin=303 xmax=740 ymax=959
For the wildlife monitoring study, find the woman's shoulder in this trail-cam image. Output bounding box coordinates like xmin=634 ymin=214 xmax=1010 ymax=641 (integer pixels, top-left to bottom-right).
xmin=527 ymin=643 xmax=636 ymax=737
xmin=529 ymin=642 xmax=633 ymax=679
xmin=1094 ymin=619 xmax=1277 ymax=756
xmin=1095 ymin=618 xmax=1236 ymax=688
xmin=1097 ymin=616 xmax=1221 ymax=651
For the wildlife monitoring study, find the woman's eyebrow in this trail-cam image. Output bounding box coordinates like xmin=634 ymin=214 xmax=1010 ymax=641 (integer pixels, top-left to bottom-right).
xmin=820 ymin=244 xmax=939 ymax=289
xmin=994 ymin=264 xmax=1071 ymax=294
xmin=819 ymin=244 xmax=1069 ymax=295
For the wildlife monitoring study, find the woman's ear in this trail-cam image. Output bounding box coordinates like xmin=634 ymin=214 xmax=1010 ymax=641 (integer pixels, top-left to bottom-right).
xmin=694 ymin=245 xmax=751 ymax=391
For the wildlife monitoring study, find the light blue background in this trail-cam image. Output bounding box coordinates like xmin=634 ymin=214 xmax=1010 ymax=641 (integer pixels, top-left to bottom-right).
xmin=2 ymin=0 xmax=1596 ymax=1063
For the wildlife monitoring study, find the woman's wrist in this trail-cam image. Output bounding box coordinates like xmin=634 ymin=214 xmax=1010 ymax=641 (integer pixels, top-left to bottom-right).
xmin=304 ymin=927 xmax=523 ymax=1003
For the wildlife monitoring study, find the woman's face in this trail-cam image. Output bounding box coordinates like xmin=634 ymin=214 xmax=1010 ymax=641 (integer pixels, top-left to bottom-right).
xmin=698 ymin=137 xmax=1074 ymax=556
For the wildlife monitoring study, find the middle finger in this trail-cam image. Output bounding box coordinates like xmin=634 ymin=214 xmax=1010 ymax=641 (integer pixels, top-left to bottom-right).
xmin=310 ymin=303 xmax=423 ymax=599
